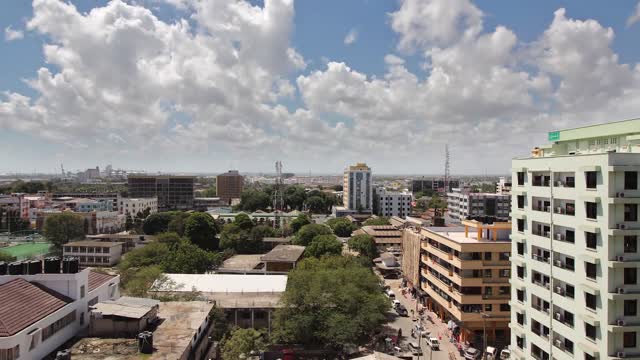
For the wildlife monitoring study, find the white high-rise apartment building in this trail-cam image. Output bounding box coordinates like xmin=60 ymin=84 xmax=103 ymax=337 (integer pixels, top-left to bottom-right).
xmin=510 ymin=119 xmax=640 ymax=360
xmin=343 ymin=163 xmax=373 ymax=213
xmin=448 ymin=187 xmax=511 ymax=222
xmin=376 ymin=187 xmax=411 ymax=218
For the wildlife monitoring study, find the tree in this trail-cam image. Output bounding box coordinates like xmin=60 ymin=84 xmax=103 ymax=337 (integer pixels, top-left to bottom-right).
xmin=184 ymin=212 xmax=218 ymax=250
xmin=167 ymin=215 xmax=187 ymax=236
xmin=118 ymin=242 xmax=170 ymax=270
xmin=362 ymin=217 xmax=390 ymax=226
xmin=305 ymin=196 xmax=326 ymax=214
xmin=273 ymin=256 xmax=389 ymax=350
xmin=293 ymin=223 xmax=332 ymax=246
xmin=218 ymin=222 xmax=268 ymax=254
xmin=234 ymin=213 xmax=254 ymax=231
xmin=0 ymin=251 xmax=16 ymax=263
xmin=304 ymin=235 xmax=342 ymax=258
xmin=221 ymin=328 xmax=266 ymax=360
xmin=290 ymin=214 xmax=311 ymax=234
xmin=332 ymin=184 xmax=343 ymax=191
xmin=284 ymin=186 xmax=307 ymax=211
xmin=348 ymin=234 xmax=378 ymax=260
xmin=429 ymin=194 xmax=447 ymax=209
xmin=326 ymin=217 xmax=357 ymax=237
xmin=239 ymin=189 xmax=271 ymax=212
xmin=162 ymin=239 xmax=223 ymax=273
xmin=156 ymin=232 xmax=182 ymax=249
xmin=142 ymin=212 xmax=175 ymax=234
xmin=44 ymin=212 xmax=86 ymax=249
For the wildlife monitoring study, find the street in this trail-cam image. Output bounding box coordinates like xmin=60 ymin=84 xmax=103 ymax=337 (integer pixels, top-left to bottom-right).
xmin=383 ymin=278 xmax=463 ymax=360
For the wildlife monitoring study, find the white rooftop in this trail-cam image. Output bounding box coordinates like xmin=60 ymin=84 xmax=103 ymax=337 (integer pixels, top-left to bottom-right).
xmin=154 ymin=273 xmax=288 ymax=293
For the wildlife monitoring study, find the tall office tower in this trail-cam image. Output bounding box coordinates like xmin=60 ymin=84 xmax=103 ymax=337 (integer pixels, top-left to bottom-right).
xmin=127 ymin=175 xmax=195 ymax=211
xmin=343 ymin=163 xmax=373 ymax=213
xmin=216 ymin=170 xmax=244 ymax=204
xmin=510 ymin=119 xmax=640 ymax=360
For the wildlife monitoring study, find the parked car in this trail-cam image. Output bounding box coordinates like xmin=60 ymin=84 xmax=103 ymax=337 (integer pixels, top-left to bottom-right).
xmin=464 ymin=347 xmax=481 ymax=360
xmin=386 ymin=290 xmax=396 ymax=299
xmin=413 ymin=324 xmax=429 ymax=338
xmin=426 ymin=337 xmax=440 ymax=350
xmin=396 ymin=306 xmax=408 ymax=317
xmin=408 ymin=342 xmax=423 ymax=355
xmin=499 ymin=349 xmax=511 ymax=359
xmin=392 ymin=299 xmax=401 ymax=308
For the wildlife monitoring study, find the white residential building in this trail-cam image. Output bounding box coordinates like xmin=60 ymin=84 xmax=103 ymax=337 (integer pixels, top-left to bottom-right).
xmin=376 ymin=187 xmax=412 ymax=218
xmin=497 ymin=177 xmax=512 ymax=194
xmin=0 ymin=267 xmax=119 ymax=360
xmin=117 ymin=196 xmax=157 ymax=216
xmin=510 ymin=119 xmax=640 ymax=360
xmin=447 ymin=188 xmax=511 ymax=222
xmin=343 ymin=163 xmax=373 ymax=213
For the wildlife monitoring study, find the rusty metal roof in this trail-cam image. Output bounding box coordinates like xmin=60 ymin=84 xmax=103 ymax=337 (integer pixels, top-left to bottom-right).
xmin=0 ymin=279 xmax=72 ymax=337
xmin=88 ymin=271 xmax=116 ymax=292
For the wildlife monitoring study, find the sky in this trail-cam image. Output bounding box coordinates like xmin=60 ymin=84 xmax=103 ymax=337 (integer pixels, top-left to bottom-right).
xmin=2 ymin=0 xmax=640 ymax=175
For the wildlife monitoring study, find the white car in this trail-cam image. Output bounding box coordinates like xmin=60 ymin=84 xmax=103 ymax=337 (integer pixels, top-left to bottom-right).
xmin=413 ymin=324 xmax=429 ymax=338
xmin=392 ymin=299 xmax=401 ymax=308
xmin=464 ymin=347 xmax=480 ymax=360
xmin=408 ymin=342 xmax=423 ymax=355
xmin=426 ymin=337 xmax=440 ymax=350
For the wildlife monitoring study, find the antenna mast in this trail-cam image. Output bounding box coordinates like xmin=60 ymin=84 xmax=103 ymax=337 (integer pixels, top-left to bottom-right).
xmin=444 ymin=144 xmax=450 ymax=193
xmin=272 ymin=161 xmax=284 ymax=229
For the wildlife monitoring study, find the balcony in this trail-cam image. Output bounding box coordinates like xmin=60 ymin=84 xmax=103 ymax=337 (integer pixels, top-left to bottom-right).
xmin=532 ymin=303 xmax=550 ymax=315
xmin=532 ymin=254 xmax=550 ymax=264
xmin=609 ymin=255 xmax=640 ymax=268
xmin=482 ymin=293 xmax=510 ymax=300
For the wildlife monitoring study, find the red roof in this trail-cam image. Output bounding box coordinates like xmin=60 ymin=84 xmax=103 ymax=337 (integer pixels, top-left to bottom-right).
xmin=88 ymin=271 xmax=116 ymax=292
xmin=0 ymin=279 xmax=72 ymax=337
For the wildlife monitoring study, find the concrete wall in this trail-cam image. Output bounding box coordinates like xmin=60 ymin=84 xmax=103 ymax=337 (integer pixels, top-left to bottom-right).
xmin=401 ymin=228 xmax=422 ymax=287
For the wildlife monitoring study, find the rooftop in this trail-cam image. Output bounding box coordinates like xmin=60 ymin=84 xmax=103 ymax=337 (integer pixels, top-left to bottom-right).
xmin=260 ymin=245 xmax=306 ymax=263
xmin=153 ymin=273 xmax=288 ymax=293
xmin=220 ymin=254 xmax=263 ymax=271
xmin=425 ymin=222 xmax=511 ymax=243
xmin=65 ymin=240 xmax=124 ymax=248
xmin=151 ymin=301 xmax=213 ymax=360
xmin=88 ymin=271 xmax=117 ymax=292
xmin=91 ymin=297 xmax=159 ymax=319
xmin=0 ymin=278 xmax=72 ymax=337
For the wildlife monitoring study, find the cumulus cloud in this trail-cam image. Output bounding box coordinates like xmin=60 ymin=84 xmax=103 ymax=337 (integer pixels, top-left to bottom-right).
xmin=344 ymin=28 xmax=358 ymax=45
xmin=4 ymin=26 xmax=24 ymax=41
xmin=628 ymin=2 xmax=640 ymax=27
xmin=2 ymin=0 xmax=640 ymax=173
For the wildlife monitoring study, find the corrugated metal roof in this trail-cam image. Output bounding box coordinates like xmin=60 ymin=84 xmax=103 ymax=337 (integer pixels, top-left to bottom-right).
xmin=154 ymin=274 xmax=288 ymax=293
xmin=88 ymin=271 xmax=116 ymax=292
xmin=0 ymin=279 xmax=72 ymax=336
xmin=91 ymin=297 xmax=159 ymax=319
xmin=260 ymin=245 xmax=305 ymax=262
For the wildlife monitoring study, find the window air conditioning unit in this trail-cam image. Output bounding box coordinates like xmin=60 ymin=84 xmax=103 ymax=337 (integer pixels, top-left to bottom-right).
xmin=555 ymin=260 xmax=563 ymax=267
xmin=618 ymin=352 xmax=626 ymax=358
xmin=556 ymin=181 xmax=563 ymax=187
xmin=555 ymin=312 xmax=563 ymax=321
xmin=556 ymin=286 xmax=564 ymax=295
xmin=617 ymin=256 xmax=625 ymax=262
xmin=554 ymin=339 xmax=563 ymax=347
xmin=618 ymin=319 xmax=626 ymax=326
xmin=618 ymin=224 xmax=627 ymax=230
xmin=618 ymin=287 xmax=625 ymax=294
xmin=617 ymin=192 xmax=625 ymax=198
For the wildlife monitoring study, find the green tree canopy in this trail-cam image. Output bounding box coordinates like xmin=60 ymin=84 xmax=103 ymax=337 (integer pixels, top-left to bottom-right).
xmin=304 ymin=234 xmax=342 ymax=258
xmin=239 ymin=189 xmax=272 ymax=212
xmin=44 ymin=212 xmax=86 ymax=249
xmin=184 ymin=212 xmax=218 ymax=250
xmin=221 ymin=328 xmax=266 ymax=360
xmin=142 ymin=212 xmax=180 ymax=235
xmin=362 ymin=217 xmax=391 ymax=226
xmin=119 ymin=242 xmax=171 ymax=270
xmin=305 ymin=196 xmax=326 ymax=214
xmin=233 ymin=213 xmax=254 ymax=231
xmin=162 ymin=239 xmax=224 ymax=273
xmin=293 ymin=223 xmax=332 ymax=246
xmin=167 ymin=214 xmax=188 ymax=236
xmin=326 ymin=217 xmax=357 ymax=237
xmin=429 ymin=194 xmax=447 ymax=209
xmin=348 ymin=234 xmax=378 ymax=260
xmin=273 ymin=256 xmax=389 ymax=349
xmin=156 ymin=232 xmax=182 ymax=250
xmin=284 ymin=185 xmax=307 ymax=211
xmin=290 ymin=214 xmax=311 ymax=234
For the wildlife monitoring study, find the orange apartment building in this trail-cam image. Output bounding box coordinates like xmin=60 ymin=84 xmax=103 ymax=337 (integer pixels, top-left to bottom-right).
xmin=420 ymin=220 xmax=512 ymax=349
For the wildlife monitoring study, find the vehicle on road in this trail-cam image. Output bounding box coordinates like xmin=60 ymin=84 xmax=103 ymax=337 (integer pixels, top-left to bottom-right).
xmin=386 ymin=290 xmax=396 ymax=299
xmin=464 ymin=347 xmax=481 ymax=359
xmin=392 ymin=299 xmax=401 ymax=308
xmin=499 ymin=348 xmax=511 ymax=359
xmin=426 ymin=337 xmax=440 ymax=350
xmin=396 ymin=306 xmax=408 ymax=317
xmin=408 ymin=342 xmax=423 ymax=355
xmin=413 ymin=324 xmax=429 ymax=338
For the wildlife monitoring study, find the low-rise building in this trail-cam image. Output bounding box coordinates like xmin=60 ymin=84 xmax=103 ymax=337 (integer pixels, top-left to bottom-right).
xmin=63 ymin=240 xmax=124 ymax=267
xmin=376 ymin=188 xmax=412 ymax=218
xmin=260 ymin=245 xmax=305 ymax=272
xmin=117 ymin=197 xmax=157 ymax=216
xmin=447 ymin=187 xmax=511 ymax=222
xmin=209 ymin=210 xmax=302 ymax=228
xmin=420 ymin=220 xmax=512 ymax=349
xmin=353 ymin=225 xmax=403 ymax=251
xmin=0 ymin=267 xmax=120 ymax=360
xmin=89 ymin=297 xmax=160 ymax=337
xmin=85 ymin=233 xmax=154 ymax=253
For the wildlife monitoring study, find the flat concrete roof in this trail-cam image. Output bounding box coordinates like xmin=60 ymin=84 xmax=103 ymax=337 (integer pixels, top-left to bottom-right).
xmin=65 ymin=240 xmax=124 ymax=247
xmin=151 ymin=301 xmax=213 ymax=360
xmin=220 ymin=255 xmax=263 ymax=271
xmin=260 ymin=245 xmax=305 ymax=263
xmin=425 ymin=227 xmax=510 ymax=243
xmin=154 ymin=273 xmax=288 ymax=293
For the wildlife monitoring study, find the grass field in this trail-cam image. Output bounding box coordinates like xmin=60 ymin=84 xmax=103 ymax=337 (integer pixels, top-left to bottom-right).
xmin=1 ymin=242 xmax=52 ymax=260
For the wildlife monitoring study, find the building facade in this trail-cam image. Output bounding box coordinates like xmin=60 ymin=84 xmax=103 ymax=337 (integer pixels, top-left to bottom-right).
xmin=420 ymin=221 xmax=512 ymax=349
xmin=63 ymin=240 xmax=124 ymax=267
xmin=496 ymin=177 xmax=512 ymax=195
xmin=127 ymin=175 xmax=195 ymax=211
xmin=216 ymin=170 xmax=244 ymax=204
xmin=412 ymin=178 xmax=461 ymax=194
xmin=510 ymin=119 xmax=640 ymax=360
xmin=448 ymin=188 xmax=512 ymax=222
xmin=117 ymin=196 xmax=158 ymax=216
xmin=376 ymin=187 xmax=412 ymax=218
xmin=343 ymin=163 xmax=373 ymax=213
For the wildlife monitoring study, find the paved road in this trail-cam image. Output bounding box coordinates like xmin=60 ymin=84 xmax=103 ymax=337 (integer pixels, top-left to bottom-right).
xmin=384 ymin=278 xmax=463 ymax=360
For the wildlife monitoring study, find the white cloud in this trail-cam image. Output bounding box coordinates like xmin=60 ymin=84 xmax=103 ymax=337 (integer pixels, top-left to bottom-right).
xmin=344 ymin=28 xmax=358 ymax=45
xmin=628 ymin=2 xmax=640 ymax=27
xmin=4 ymin=26 xmax=24 ymax=41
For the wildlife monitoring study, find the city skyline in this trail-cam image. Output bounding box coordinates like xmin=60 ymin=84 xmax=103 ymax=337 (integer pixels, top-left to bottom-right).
xmin=2 ymin=0 xmax=640 ymax=174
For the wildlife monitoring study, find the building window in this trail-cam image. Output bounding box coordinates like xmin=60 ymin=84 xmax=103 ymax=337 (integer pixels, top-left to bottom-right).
xmin=625 ymin=204 xmax=638 ymax=222
xmin=516 ymin=336 xmax=524 ymax=349
xmin=500 ymin=252 xmax=510 ymax=260
xmin=566 ymin=284 xmax=575 ymax=298
xmin=585 ymin=293 xmax=596 ymax=310
xmin=500 ymin=303 xmax=510 ymax=312
xmin=500 ymin=269 xmax=511 ymax=278
xmin=585 ymin=171 xmax=597 ymax=189
xmin=585 ymin=232 xmax=597 ymax=249
xmin=625 ymin=300 xmax=637 ymax=316
xmin=585 ymin=354 xmax=595 ymax=360
xmin=517 ymin=289 xmax=525 ymax=302
xmin=517 ymin=266 xmax=525 ymax=279
xmin=517 ymin=172 xmax=525 ymax=186
xmin=80 ymin=285 xmax=85 ymax=298
xmin=0 ymin=345 xmax=20 ymax=360
xmin=484 ymin=252 xmax=492 ymax=261
xmin=585 ymin=262 xmax=597 ymax=280
xmin=624 ymin=332 xmax=637 ymax=348
xmin=585 ymin=202 xmax=597 ymax=219
xmin=624 ymin=268 xmax=637 ymax=285
xmin=585 ymin=323 xmax=596 ymax=340
xmin=42 ymin=310 xmax=76 ymax=341
xmin=517 ymin=195 xmax=525 ymax=209
xmin=517 ymin=243 xmax=524 ymax=256
xmin=484 ymin=304 xmax=492 ymax=312
xmin=625 ymin=236 xmax=638 ymax=253
xmin=517 ymin=219 xmax=525 ymax=232
xmin=564 ymin=338 xmax=574 ymax=354
xmin=516 ymin=312 xmax=524 ymax=325
xmin=625 ymin=171 xmax=638 ymax=190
